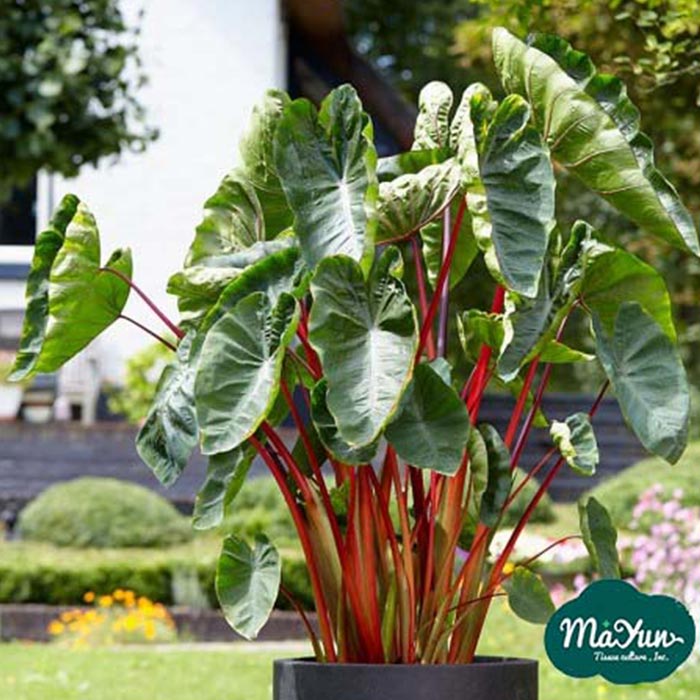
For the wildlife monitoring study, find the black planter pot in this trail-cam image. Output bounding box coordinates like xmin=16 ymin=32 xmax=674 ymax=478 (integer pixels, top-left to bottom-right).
xmin=274 ymin=656 xmax=538 ymax=700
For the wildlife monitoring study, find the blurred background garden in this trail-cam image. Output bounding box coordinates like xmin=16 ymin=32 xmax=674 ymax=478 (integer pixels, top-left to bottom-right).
xmin=1 ymin=1 xmax=699 ymax=699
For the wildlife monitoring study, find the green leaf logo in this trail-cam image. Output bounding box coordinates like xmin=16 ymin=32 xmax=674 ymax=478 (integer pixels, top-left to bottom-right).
xmin=545 ymin=580 xmax=696 ymax=684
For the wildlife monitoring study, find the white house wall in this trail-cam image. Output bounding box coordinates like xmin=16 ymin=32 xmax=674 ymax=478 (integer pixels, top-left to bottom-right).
xmin=27 ymin=0 xmax=287 ymax=382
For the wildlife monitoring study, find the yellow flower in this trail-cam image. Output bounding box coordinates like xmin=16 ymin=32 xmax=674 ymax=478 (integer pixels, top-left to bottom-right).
xmin=98 ymin=595 xmax=113 ymax=608
xmin=143 ymin=621 xmax=157 ymax=641
xmin=83 ymin=591 xmax=95 ymax=603
xmin=48 ymin=621 xmax=65 ymax=636
xmin=502 ymin=561 xmax=515 ymax=576
xmin=123 ymin=615 xmax=138 ymax=632
xmin=113 ymin=589 xmax=126 ymax=601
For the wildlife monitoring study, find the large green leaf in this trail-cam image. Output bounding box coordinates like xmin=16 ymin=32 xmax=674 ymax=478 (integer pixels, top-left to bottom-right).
xmin=550 ymin=412 xmax=599 ymax=476
xmin=168 ymin=238 xmax=300 ymax=328
xmin=413 ymin=81 xmax=453 ymax=150
xmin=496 ymin=220 xmax=675 ymax=381
xmin=376 ymin=159 xmax=462 ymax=244
xmin=198 ymin=243 xmax=307 ymax=334
xmin=184 ymin=171 xmax=263 ymax=268
xmin=195 ymin=292 xmax=299 ymax=455
xmin=192 ymin=446 xmax=256 ymax=530
xmin=136 ymin=333 xmax=199 ymax=487
xmin=471 ymin=94 xmax=556 ymax=297
xmin=503 ymin=567 xmax=555 ymax=624
xmin=275 ymin=85 xmax=378 ymax=271
xmin=492 ymin=28 xmax=700 ymax=256
xmin=19 ymin=200 xmax=131 ymax=374
xmin=578 ymin=497 xmax=621 ymax=579
xmin=308 ymin=249 xmax=417 ymax=446
xmin=216 ymin=534 xmax=281 ymax=640
xmin=581 ymin=246 xmax=675 ymax=341
xmin=310 ymin=379 xmax=379 ymax=465
xmin=238 ymin=89 xmax=294 ymax=236
xmin=10 ymin=194 xmax=79 ymax=381
xmin=385 ymin=363 xmax=470 ymax=475
xmin=593 ymin=302 xmax=689 ymax=464
xmin=478 ymin=423 xmax=512 ymax=527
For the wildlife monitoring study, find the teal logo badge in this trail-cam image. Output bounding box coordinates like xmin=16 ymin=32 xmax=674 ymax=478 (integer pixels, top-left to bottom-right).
xmin=545 ymin=579 xmax=696 ymax=684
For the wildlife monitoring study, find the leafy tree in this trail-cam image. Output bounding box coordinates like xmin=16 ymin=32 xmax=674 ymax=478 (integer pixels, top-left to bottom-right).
xmin=0 ymin=0 xmax=156 ymax=199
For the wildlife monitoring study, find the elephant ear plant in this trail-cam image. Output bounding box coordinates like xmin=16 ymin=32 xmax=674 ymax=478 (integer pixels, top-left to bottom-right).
xmin=11 ymin=29 xmax=696 ymax=664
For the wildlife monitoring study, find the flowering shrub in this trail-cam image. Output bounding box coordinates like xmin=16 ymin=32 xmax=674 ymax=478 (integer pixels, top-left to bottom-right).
xmin=627 ymin=486 xmax=700 ymax=620
xmin=47 ymin=589 xmax=177 ymax=647
xmin=547 ymin=486 xmax=700 ymax=619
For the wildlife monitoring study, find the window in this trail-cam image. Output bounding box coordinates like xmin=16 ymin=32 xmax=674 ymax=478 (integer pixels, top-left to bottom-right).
xmin=0 ymin=179 xmax=37 ymax=246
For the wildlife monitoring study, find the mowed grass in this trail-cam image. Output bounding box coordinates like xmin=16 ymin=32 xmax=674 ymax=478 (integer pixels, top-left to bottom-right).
xmin=2 ymin=603 xmax=698 ymax=700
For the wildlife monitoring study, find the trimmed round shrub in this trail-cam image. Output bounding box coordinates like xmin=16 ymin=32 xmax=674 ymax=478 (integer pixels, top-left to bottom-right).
xmin=17 ymin=478 xmax=193 ymax=548
xmin=587 ymin=441 xmax=700 ymax=528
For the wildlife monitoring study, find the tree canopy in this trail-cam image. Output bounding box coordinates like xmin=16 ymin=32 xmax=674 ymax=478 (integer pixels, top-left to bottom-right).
xmin=0 ymin=0 xmax=156 ymax=199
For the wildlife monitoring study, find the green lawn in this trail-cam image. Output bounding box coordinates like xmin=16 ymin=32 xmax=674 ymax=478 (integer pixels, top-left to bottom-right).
xmin=2 ymin=602 xmax=698 ymax=700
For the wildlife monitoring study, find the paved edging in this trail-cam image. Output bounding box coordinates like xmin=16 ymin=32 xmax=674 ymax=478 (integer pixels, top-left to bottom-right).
xmin=0 ymin=604 xmax=314 ymax=642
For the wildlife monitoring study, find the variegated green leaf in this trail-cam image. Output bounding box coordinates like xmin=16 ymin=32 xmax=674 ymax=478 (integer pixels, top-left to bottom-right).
xmin=275 ymin=85 xmax=377 ymax=271
xmin=550 ymin=412 xmax=599 ymax=476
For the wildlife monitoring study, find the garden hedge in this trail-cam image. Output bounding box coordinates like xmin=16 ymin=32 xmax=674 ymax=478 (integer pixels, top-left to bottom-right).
xmin=0 ymin=540 xmax=312 ymax=610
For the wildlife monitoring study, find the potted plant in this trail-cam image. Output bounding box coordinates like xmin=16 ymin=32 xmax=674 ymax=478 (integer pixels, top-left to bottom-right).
xmin=9 ymin=28 xmax=696 ymax=700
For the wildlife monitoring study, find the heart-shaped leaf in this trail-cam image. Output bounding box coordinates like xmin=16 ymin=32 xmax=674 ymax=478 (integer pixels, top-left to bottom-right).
xmin=136 ymin=333 xmax=199 ymax=487
xmin=503 ymin=567 xmax=556 ymax=624
xmin=216 ymin=534 xmax=281 ymax=640
xmin=16 ymin=199 xmax=132 ymax=375
xmin=471 ymin=94 xmax=556 ymax=297
xmin=386 ymin=363 xmax=470 ymax=475
xmin=492 ymin=28 xmax=700 ymax=256
xmin=550 ymin=412 xmax=599 ymax=476
xmin=593 ymin=302 xmax=689 ymax=464
xmin=578 ymin=497 xmax=620 ymax=579
xmin=308 ymin=248 xmax=417 ymax=446
xmin=10 ymin=193 xmax=79 ymax=381
xmin=195 ymin=292 xmax=299 ymax=455
xmin=275 ymin=85 xmax=377 ymax=271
